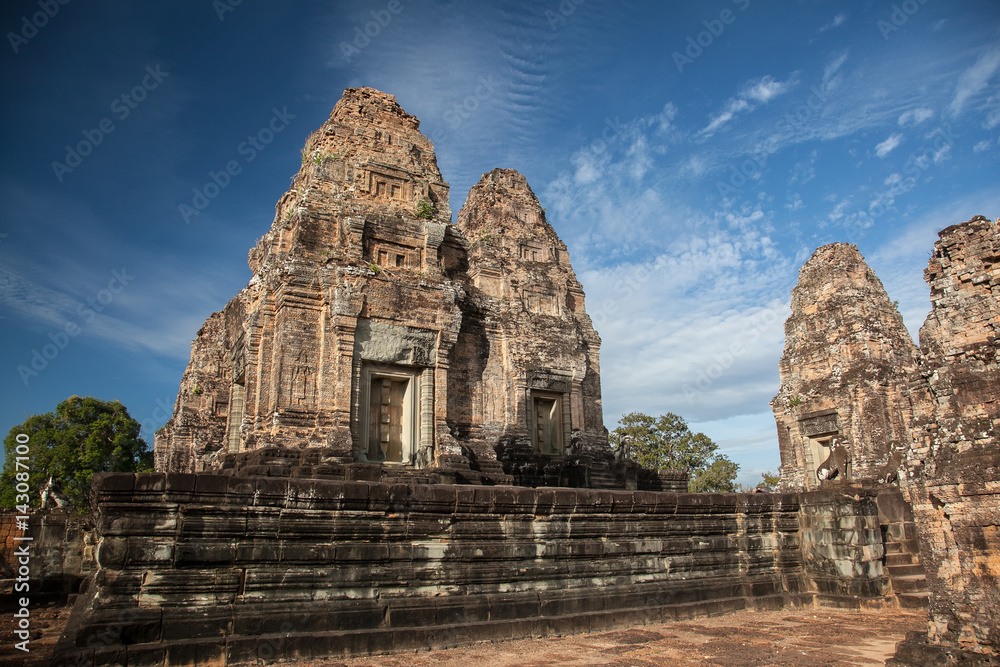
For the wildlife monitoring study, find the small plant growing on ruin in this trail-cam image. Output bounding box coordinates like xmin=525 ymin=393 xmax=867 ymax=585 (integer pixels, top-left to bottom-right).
xmin=368 ymin=262 xmax=380 ymax=274
xmin=192 ymin=385 xmax=203 ymax=395
xmin=788 ymin=395 xmax=801 ymax=407
xmin=415 ymin=200 xmax=434 ymax=219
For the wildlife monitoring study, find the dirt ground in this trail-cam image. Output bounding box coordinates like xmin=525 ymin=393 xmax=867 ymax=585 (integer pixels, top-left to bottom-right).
xmin=298 ymin=607 xmax=925 ymax=667
xmin=0 ymin=605 xmax=924 ymax=666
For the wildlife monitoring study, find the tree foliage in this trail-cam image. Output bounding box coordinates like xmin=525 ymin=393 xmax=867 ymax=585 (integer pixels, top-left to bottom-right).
xmin=736 ymin=470 xmax=782 ymax=493
xmin=759 ymin=470 xmax=781 ymax=491
xmin=609 ymin=412 xmax=739 ymax=493
xmin=1 ymin=396 xmax=153 ymax=511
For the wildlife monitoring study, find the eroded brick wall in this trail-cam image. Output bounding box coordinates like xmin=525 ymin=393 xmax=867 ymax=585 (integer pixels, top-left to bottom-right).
xmin=0 ymin=509 xmax=90 ymax=603
xmin=53 ymin=474 xmax=889 ymax=666
xmin=893 ymin=217 xmax=1000 ymax=664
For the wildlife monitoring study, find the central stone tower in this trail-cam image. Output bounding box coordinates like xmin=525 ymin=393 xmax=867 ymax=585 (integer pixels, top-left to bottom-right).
xmin=154 ymin=87 xmax=637 ymax=488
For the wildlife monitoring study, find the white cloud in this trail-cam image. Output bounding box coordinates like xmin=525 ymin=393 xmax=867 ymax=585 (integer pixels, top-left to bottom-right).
xmin=984 ymin=94 xmax=1000 ymax=129
xmin=949 ymin=48 xmax=1000 ymax=116
xmin=827 ymin=197 xmax=851 ymax=222
xmin=700 ymin=75 xmax=797 ymax=137
xmin=875 ymin=133 xmax=903 ymax=158
xmin=819 ymin=14 xmax=847 ymax=33
xmin=649 ymin=102 xmax=678 ymax=133
xmin=822 ymin=51 xmax=849 ymax=90
xmin=702 ymin=98 xmax=751 ymax=135
xmin=898 ymin=107 xmax=934 ymax=126
xmin=742 ymin=75 xmax=795 ymax=104
xmin=973 ymin=140 xmax=991 ymax=153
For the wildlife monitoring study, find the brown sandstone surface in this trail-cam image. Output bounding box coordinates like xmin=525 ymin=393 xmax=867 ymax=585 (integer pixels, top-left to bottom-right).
xmin=0 ymin=604 xmax=923 ymax=667
xmin=284 ymin=608 xmax=925 ymax=667
xmin=772 ymin=243 xmax=919 ymax=491
xmin=155 ymin=87 xmax=624 ymax=489
xmin=773 ymin=216 xmax=1000 ymax=664
xmin=893 ymin=216 xmax=1000 ymax=662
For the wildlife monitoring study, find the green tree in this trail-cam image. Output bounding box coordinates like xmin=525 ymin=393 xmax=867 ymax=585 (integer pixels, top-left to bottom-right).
xmin=1 ymin=396 xmax=153 ymax=511
xmin=736 ymin=471 xmax=781 ymax=493
xmin=609 ymin=412 xmax=739 ymax=492
xmin=758 ymin=470 xmax=781 ymax=491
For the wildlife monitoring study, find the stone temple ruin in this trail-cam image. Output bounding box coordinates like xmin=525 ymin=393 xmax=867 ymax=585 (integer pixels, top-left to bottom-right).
xmin=772 ymin=219 xmax=1000 ymax=664
xmin=152 ymin=87 xmax=658 ymax=491
xmin=26 ymin=88 xmax=994 ymax=665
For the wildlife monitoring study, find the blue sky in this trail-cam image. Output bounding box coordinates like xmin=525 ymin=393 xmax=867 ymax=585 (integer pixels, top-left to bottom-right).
xmin=2 ymin=1 xmax=998 ymax=487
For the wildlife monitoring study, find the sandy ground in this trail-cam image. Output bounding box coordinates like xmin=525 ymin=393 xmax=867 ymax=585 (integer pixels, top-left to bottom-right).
xmin=0 ymin=605 xmax=924 ymax=666
xmin=295 ymin=607 xmax=925 ymax=667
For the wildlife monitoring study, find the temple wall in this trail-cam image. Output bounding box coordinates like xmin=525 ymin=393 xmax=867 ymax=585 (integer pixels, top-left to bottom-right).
xmin=890 ymin=218 xmax=1000 ymax=664
xmin=0 ymin=510 xmax=90 ymax=606
xmin=53 ymin=473 xmax=891 ymax=666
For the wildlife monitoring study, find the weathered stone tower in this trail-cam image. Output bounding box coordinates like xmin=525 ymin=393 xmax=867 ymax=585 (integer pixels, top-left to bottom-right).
xmin=892 ymin=217 xmax=1000 ymax=663
xmin=455 ymin=168 xmax=610 ymax=487
xmin=772 ymin=217 xmax=1000 ymax=663
xmin=154 ymin=87 xmax=624 ymax=488
xmin=771 ymin=243 xmax=920 ymax=491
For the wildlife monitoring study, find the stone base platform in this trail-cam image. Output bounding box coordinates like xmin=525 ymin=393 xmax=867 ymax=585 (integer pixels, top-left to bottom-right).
xmin=53 ymin=474 xmax=893 ymax=666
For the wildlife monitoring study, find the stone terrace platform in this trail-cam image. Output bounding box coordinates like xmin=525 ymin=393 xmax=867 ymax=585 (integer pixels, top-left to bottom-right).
xmin=52 ymin=473 xmax=902 ymax=666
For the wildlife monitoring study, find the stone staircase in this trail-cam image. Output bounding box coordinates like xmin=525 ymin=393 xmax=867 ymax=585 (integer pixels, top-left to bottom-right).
xmin=884 ymin=537 xmax=930 ymax=609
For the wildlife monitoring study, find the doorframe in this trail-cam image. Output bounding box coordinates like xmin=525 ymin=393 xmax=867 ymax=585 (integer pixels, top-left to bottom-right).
xmin=530 ymin=389 xmax=566 ymax=455
xmin=359 ymin=363 xmax=420 ymax=464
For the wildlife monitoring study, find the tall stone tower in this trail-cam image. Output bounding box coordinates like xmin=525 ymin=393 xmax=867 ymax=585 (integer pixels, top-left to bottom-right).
xmin=771 ymin=243 xmax=920 ymax=491
xmin=155 ymin=88 xmax=632 ymax=488
xmin=455 ymin=168 xmax=609 ymax=487
xmin=898 ymin=217 xmax=1000 ymax=659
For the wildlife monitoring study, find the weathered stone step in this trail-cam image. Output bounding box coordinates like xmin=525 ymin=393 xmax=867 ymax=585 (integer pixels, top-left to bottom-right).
xmin=887 ymin=563 xmax=926 ymax=578
xmin=885 ymin=552 xmax=915 ymax=566
xmin=891 ymin=575 xmax=929 ymax=594
xmin=897 ymin=591 xmax=930 ymax=609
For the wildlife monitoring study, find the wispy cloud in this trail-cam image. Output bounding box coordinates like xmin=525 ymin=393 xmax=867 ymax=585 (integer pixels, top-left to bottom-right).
xmin=875 ymin=133 xmax=903 ymax=158
xmin=819 ymin=14 xmax=847 ymax=33
xmin=822 ymin=51 xmax=849 ymax=90
xmin=699 ymin=75 xmax=797 ymax=137
xmin=702 ymin=98 xmax=751 ymax=136
xmin=898 ymin=107 xmax=934 ymax=126
xmin=949 ymin=48 xmax=1000 ymax=116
